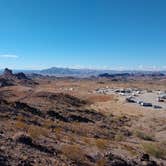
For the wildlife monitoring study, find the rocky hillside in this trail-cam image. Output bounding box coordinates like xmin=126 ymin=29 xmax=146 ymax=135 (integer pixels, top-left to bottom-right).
xmin=0 ymin=68 xmax=37 ymax=87
xmin=0 ymin=91 xmax=160 ymax=166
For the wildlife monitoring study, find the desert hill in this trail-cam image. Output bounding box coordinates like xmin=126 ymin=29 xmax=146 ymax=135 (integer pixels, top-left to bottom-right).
xmin=0 ymin=70 xmax=165 ymax=165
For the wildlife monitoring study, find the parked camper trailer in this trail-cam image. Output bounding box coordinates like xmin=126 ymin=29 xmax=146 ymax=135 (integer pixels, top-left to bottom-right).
xmin=160 ymin=94 xmax=166 ymax=99
xmin=126 ymin=97 xmax=136 ymax=103
xmin=140 ymin=102 xmax=152 ymax=107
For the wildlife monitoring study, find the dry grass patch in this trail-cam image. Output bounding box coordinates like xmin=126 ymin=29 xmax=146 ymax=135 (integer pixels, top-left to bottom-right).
xmin=134 ymin=130 xmax=155 ymax=141
xmin=142 ymin=142 xmax=166 ymax=159
xmin=61 ymin=144 xmax=85 ymax=163
xmin=121 ymin=144 xmax=138 ymax=156
xmin=88 ymin=95 xmax=115 ymax=103
xmin=114 ymin=133 xmax=125 ymax=142
xmin=96 ymin=159 xmax=107 ymax=166
xmin=43 ymin=119 xmax=55 ymax=128
xmin=95 ymin=139 xmax=109 ymax=151
xmin=28 ymin=126 xmax=49 ymax=139
xmin=83 ymin=137 xmax=93 ymax=145
xmin=15 ymin=121 xmax=28 ymax=129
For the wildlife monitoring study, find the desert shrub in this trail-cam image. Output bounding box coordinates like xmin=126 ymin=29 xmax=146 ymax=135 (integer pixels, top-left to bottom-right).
xmin=55 ymin=127 xmax=62 ymax=134
xmin=88 ymin=95 xmax=114 ymax=103
xmin=15 ymin=121 xmax=28 ymax=129
xmin=95 ymin=139 xmax=109 ymax=150
xmin=83 ymin=137 xmax=92 ymax=145
xmin=65 ymin=122 xmax=90 ymax=137
xmin=54 ymin=127 xmax=62 ymax=140
xmin=15 ymin=133 xmax=33 ymax=145
xmin=28 ymin=126 xmax=49 ymax=139
xmin=43 ymin=119 xmax=55 ymax=128
xmin=114 ymin=133 xmax=125 ymax=142
xmin=68 ymin=135 xmax=76 ymax=143
xmin=122 ymin=144 xmax=137 ymax=156
xmin=62 ymin=144 xmax=84 ymax=164
xmin=96 ymin=159 xmax=107 ymax=166
xmin=135 ymin=130 xmax=155 ymax=141
xmin=16 ymin=115 xmax=25 ymax=121
xmin=142 ymin=143 xmax=166 ymax=159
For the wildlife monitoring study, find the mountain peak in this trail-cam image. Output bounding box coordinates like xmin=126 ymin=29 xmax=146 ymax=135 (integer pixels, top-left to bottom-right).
xmin=3 ymin=68 xmax=15 ymax=79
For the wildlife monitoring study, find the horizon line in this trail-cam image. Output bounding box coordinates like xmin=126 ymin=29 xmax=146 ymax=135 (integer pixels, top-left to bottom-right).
xmin=0 ymin=66 xmax=166 ymax=72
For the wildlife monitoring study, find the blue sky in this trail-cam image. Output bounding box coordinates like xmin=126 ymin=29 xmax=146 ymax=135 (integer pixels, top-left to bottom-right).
xmin=0 ymin=0 xmax=166 ymax=70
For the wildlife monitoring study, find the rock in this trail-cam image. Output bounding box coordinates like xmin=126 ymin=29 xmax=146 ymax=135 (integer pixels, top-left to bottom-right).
xmin=18 ymin=159 xmax=34 ymax=166
xmin=0 ymin=154 xmax=9 ymax=166
xmin=14 ymin=133 xmax=57 ymax=155
xmin=68 ymin=115 xmax=94 ymax=123
xmin=3 ymin=68 xmax=13 ymax=77
xmin=1 ymin=68 xmax=37 ymax=87
xmin=0 ymin=78 xmax=14 ymax=87
xmin=105 ymin=152 xmax=159 ymax=166
xmin=107 ymin=153 xmax=131 ymax=166
xmin=140 ymin=154 xmax=158 ymax=166
xmin=47 ymin=110 xmax=68 ymax=122
xmin=2 ymin=68 xmax=15 ymax=80
xmin=14 ymin=101 xmax=43 ymax=117
xmin=15 ymin=134 xmax=33 ymax=146
xmin=141 ymin=154 xmax=150 ymax=161
xmin=141 ymin=160 xmax=158 ymax=166
xmin=15 ymin=72 xmax=28 ymax=80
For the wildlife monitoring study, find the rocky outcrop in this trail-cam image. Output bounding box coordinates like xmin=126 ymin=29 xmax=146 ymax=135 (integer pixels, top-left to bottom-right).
xmin=105 ymin=152 xmax=158 ymax=166
xmin=3 ymin=68 xmax=13 ymax=78
xmin=2 ymin=68 xmax=15 ymax=80
xmin=34 ymin=92 xmax=88 ymax=107
xmin=15 ymin=72 xmax=28 ymax=80
xmin=3 ymin=68 xmax=28 ymax=80
xmin=0 ymin=78 xmax=14 ymax=87
xmin=0 ymin=154 xmax=9 ymax=166
xmin=0 ymin=68 xmax=38 ymax=87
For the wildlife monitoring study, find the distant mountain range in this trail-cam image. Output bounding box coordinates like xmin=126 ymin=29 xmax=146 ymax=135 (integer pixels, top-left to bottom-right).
xmin=39 ymin=67 xmax=117 ymax=77
xmin=0 ymin=67 xmax=166 ymax=77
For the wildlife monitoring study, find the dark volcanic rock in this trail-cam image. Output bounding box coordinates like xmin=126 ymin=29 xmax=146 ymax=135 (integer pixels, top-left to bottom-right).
xmin=141 ymin=154 xmax=150 ymax=161
xmin=0 ymin=99 xmax=43 ymax=119
xmin=15 ymin=72 xmax=28 ymax=80
xmin=1 ymin=68 xmax=37 ymax=87
xmin=18 ymin=159 xmax=35 ymax=166
xmin=35 ymin=92 xmax=88 ymax=107
xmin=105 ymin=152 xmax=158 ymax=166
xmin=16 ymin=134 xmax=57 ymax=155
xmin=68 ymin=115 xmax=94 ymax=123
xmin=66 ymin=108 xmax=104 ymax=121
xmin=0 ymin=78 xmax=14 ymax=87
xmin=16 ymin=134 xmax=33 ymax=146
xmin=3 ymin=68 xmax=28 ymax=80
xmin=140 ymin=154 xmax=158 ymax=166
xmin=14 ymin=102 xmax=43 ymax=117
xmin=3 ymin=68 xmax=13 ymax=77
xmin=2 ymin=68 xmax=15 ymax=81
xmin=107 ymin=153 xmax=133 ymax=166
xmin=47 ymin=110 xmax=68 ymax=122
xmin=47 ymin=110 xmax=94 ymax=123
xmin=0 ymin=153 xmax=9 ymax=166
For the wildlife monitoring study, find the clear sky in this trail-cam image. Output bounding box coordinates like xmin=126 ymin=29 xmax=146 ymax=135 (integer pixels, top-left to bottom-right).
xmin=0 ymin=0 xmax=166 ymax=70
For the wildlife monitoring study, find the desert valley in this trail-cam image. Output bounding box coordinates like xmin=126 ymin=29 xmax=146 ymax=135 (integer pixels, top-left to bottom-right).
xmin=0 ymin=68 xmax=166 ymax=166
